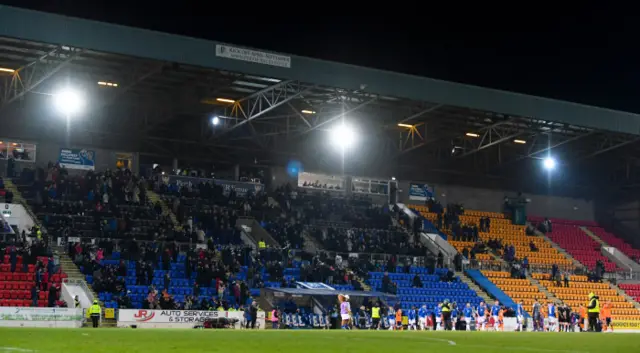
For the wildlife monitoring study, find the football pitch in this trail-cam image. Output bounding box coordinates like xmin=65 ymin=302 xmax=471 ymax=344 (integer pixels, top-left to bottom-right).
xmin=0 ymin=328 xmax=637 ymax=353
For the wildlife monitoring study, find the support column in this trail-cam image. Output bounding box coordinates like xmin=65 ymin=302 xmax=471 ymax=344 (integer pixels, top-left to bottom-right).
xmin=234 ymin=164 xmax=240 ymax=181
xmin=172 ymin=158 xmax=178 ymax=172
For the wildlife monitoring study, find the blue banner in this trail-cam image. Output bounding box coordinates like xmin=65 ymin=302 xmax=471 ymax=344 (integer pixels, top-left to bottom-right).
xmin=162 ymin=175 xmax=264 ymax=198
xmin=408 ymin=183 xmax=434 ymax=201
xmin=58 ymin=148 xmax=95 ymax=170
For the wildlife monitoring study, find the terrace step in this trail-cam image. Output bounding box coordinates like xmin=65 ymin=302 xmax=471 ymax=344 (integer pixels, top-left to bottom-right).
xmin=148 ymin=189 xmax=181 ymax=230
xmin=457 ymin=271 xmax=492 ymax=304
xmin=529 ymin=223 xmax=584 ymax=270
xmin=579 ymin=226 xmax=607 ymax=246
xmin=527 ymin=274 xmax=562 ymax=305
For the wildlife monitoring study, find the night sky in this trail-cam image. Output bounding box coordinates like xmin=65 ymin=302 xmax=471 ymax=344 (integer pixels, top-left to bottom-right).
xmin=4 ymin=1 xmax=639 ymax=113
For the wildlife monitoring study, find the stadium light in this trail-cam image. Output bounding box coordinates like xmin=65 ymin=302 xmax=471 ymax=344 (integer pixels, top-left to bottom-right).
xmin=0 ymin=67 xmax=15 ymax=73
xmin=53 ymin=89 xmax=85 ymax=116
xmin=397 ymin=123 xmax=413 ymax=128
xmin=98 ymin=81 xmax=118 ymax=87
xmin=330 ymin=123 xmax=357 ymax=150
xmin=514 ymin=139 xmax=527 ymax=144
xmin=466 ymin=132 xmax=480 ymax=138
xmin=543 ymin=157 xmax=557 ymax=170
xmin=301 ymin=109 xmax=316 ymax=115
xmin=216 ymin=98 xmax=235 ymax=104
xmin=211 ymin=116 xmax=220 ymax=126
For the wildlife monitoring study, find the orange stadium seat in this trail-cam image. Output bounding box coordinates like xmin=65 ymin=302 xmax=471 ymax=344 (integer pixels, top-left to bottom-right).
xmin=483 ymin=271 xmax=550 ymax=315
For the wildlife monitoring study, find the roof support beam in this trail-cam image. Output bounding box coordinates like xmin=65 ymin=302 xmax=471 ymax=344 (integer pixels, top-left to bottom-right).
xmin=575 ymin=135 xmax=640 ymax=162
xmin=0 ymin=46 xmax=81 ymax=110
xmin=453 ymin=118 xmax=524 ymax=159
xmin=216 ymin=80 xmax=313 ymax=137
xmin=397 ymin=104 xmax=442 ymax=125
xmin=296 ymin=97 xmax=377 ymax=136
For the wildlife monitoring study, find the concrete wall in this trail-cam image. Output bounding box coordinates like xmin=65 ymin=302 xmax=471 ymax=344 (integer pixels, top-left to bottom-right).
xmin=398 ymin=181 xmax=596 ymax=222
xmin=0 ymin=203 xmax=35 ymax=233
xmin=607 ymin=200 xmax=640 ymax=249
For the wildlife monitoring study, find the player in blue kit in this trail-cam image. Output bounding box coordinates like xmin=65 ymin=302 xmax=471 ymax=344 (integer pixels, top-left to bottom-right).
xmin=491 ymin=301 xmax=501 ymax=331
xmin=435 ymin=303 xmax=443 ymax=331
xmin=463 ymin=303 xmax=473 ymax=331
xmin=418 ymin=305 xmax=428 ymax=330
xmin=407 ymin=306 xmax=417 ymax=330
xmin=387 ymin=307 xmax=395 ymax=330
xmin=476 ymin=301 xmax=487 ymax=331
xmin=516 ymin=300 xmax=525 ymax=332
xmin=547 ymin=302 xmax=557 ymax=332
xmin=450 ymin=304 xmax=458 ymax=331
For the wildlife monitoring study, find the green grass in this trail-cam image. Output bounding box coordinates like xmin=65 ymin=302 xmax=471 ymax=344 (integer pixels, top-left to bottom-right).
xmin=0 ymin=328 xmax=637 ymax=353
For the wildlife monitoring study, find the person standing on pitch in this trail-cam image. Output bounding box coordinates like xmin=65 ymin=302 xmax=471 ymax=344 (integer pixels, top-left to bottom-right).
xmin=587 ymin=292 xmax=600 ymax=332
xmin=88 ymin=300 xmax=102 ymax=328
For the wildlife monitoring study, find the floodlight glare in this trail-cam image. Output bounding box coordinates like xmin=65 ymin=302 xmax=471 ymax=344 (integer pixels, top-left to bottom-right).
xmin=54 ymin=89 xmax=85 ymax=116
xmin=211 ymin=116 xmax=220 ymax=125
xmin=330 ymin=123 xmax=357 ymax=149
xmin=543 ymin=157 xmax=556 ymax=170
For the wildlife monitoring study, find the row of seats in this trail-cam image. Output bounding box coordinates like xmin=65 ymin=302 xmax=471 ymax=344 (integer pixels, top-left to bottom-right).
xmin=483 ymin=271 xmax=548 ymax=315
xmin=2 ymin=255 xmax=51 ymax=266
xmin=0 ymin=273 xmax=66 ymax=282
xmin=547 ymin=224 xmax=618 ymax=272
xmin=620 ymin=284 xmax=640 ymax=303
xmin=0 ymin=300 xmax=50 ymax=307
xmin=0 ymin=290 xmax=52 ymax=300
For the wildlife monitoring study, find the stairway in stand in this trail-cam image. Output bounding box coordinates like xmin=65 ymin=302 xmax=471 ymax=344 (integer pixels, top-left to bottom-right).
xmin=54 ymin=246 xmax=117 ymax=327
xmin=4 ymin=179 xmax=48 ymax=240
xmin=147 ymin=189 xmax=181 ymax=230
xmin=457 ymin=271 xmax=492 ymax=303
xmin=527 ymin=274 xmax=562 ymax=305
xmin=579 ymin=227 xmax=607 ymax=246
xmin=530 ymin=224 xmax=584 ymax=270
xmin=348 ymin=269 xmax=371 ymax=291
xmin=3 ymin=179 xmax=25 ymax=203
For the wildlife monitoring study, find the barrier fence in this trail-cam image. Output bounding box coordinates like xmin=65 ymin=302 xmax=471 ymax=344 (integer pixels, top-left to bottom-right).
xmin=0 ymin=307 xmax=84 ymax=328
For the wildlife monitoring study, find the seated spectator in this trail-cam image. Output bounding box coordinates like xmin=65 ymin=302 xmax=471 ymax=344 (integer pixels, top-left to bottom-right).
xmin=412 ymin=273 xmax=423 ymax=288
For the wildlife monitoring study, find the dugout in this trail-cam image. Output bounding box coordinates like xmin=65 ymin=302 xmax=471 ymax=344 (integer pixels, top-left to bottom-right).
xmin=262 ymin=287 xmax=395 ymax=316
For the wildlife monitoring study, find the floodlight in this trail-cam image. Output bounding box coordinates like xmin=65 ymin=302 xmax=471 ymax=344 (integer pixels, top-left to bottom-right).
xmin=466 ymin=132 xmax=480 ymax=138
xmin=543 ymin=157 xmax=556 ymax=170
xmin=54 ymin=89 xmax=85 ymax=116
xmin=211 ymin=116 xmax=220 ymax=125
xmin=330 ymin=123 xmax=357 ymax=149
